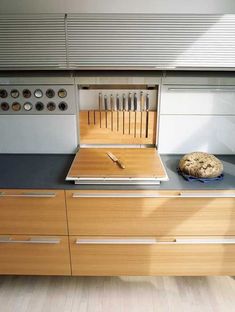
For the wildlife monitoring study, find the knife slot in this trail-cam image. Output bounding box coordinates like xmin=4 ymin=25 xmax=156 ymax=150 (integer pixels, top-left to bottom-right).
xmin=79 ymin=111 xmax=156 ymax=145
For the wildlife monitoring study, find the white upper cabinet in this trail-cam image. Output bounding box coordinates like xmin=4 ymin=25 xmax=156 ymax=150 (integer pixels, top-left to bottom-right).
xmin=67 ymin=14 xmax=235 ymax=69
xmin=0 ymin=15 xmax=67 ymax=69
xmin=161 ymin=85 xmax=235 ymax=115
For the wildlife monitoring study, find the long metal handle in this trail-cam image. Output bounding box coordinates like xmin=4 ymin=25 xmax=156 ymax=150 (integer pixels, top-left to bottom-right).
xmin=0 ymin=192 xmax=56 ymax=198
xmin=72 ymin=193 xmax=170 ymax=198
xmin=168 ymin=87 xmax=235 ymax=92
xmin=75 ymin=237 xmax=235 ymax=245
xmin=0 ymin=236 xmax=60 ymax=244
xmin=76 ymin=238 xmax=157 ymax=245
xmin=179 ymin=192 xmax=235 ymax=198
xmin=72 ymin=192 xmax=235 ymax=198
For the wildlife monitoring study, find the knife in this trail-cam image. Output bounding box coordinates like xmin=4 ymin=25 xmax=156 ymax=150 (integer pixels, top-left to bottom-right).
xmin=104 ymin=94 xmax=108 ymax=128
xmin=122 ymin=94 xmax=126 ymax=134
xmin=110 ymin=94 xmax=114 ymax=131
xmin=98 ymin=92 xmax=102 ymax=128
xmin=107 ymin=152 xmax=125 ymax=169
xmin=116 ymin=94 xmax=120 ymax=131
xmin=128 ymin=92 xmax=132 ymax=135
xmin=134 ymin=92 xmax=138 ymax=137
xmin=140 ymin=91 xmax=144 ymax=137
xmin=145 ymin=93 xmax=150 ymax=138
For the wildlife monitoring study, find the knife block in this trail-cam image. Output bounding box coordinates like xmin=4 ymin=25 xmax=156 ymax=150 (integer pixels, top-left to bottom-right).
xmin=79 ymin=110 xmax=157 ymax=145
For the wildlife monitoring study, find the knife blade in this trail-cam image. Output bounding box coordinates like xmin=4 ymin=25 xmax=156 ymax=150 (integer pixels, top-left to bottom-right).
xmin=107 ymin=152 xmax=125 ymax=169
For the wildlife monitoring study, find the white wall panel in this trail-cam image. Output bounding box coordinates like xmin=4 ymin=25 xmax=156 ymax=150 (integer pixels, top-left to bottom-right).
xmin=158 ymin=115 xmax=235 ymax=154
xmin=0 ymin=115 xmax=77 ymax=153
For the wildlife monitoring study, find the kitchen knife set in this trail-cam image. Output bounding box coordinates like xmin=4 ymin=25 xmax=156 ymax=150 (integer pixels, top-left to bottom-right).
xmin=92 ymin=92 xmax=150 ymax=138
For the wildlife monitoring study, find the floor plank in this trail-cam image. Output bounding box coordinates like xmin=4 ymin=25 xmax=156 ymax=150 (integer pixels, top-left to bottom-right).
xmin=0 ymin=276 xmax=234 ymax=312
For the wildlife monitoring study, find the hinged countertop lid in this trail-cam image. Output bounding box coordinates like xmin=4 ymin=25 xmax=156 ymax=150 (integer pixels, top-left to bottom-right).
xmin=66 ymin=148 xmax=168 ymax=180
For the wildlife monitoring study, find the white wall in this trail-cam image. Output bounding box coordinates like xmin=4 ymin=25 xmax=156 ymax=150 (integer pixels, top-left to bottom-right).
xmin=0 ymin=0 xmax=235 ymax=14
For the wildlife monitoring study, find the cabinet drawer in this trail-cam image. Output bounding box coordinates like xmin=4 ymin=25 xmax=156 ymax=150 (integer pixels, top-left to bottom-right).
xmin=0 ymin=235 xmax=71 ymax=275
xmin=70 ymin=236 xmax=235 ymax=276
xmin=66 ymin=190 xmax=235 ymax=236
xmin=0 ymin=189 xmax=67 ymax=235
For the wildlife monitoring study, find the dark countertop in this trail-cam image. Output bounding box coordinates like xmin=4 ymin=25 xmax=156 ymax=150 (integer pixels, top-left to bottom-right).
xmin=0 ymin=154 xmax=234 ymax=190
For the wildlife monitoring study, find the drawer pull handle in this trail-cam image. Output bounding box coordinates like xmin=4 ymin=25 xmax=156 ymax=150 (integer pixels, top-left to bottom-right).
xmin=75 ymin=238 xmax=158 ymax=245
xmin=0 ymin=236 xmax=61 ymax=244
xmin=0 ymin=192 xmax=56 ymax=198
xmin=72 ymin=192 xmax=235 ymax=198
xmin=75 ymin=237 xmax=235 ymax=245
xmin=168 ymin=87 xmax=235 ymax=92
xmin=72 ymin=193 xmax=174 ymax=198
xmin=179 ymin=192 xmax=235 ymax=198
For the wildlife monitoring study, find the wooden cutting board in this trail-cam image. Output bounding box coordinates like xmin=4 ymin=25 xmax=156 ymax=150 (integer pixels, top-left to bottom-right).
xmin=66 ymin=148 xmax=167 ymax=179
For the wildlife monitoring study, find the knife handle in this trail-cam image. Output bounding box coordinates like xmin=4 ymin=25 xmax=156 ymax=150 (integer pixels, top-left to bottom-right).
xmin=128 ymin=93 xmax=132 ymax=111
xmin=98 ymin=92 xmax=102 ymax=111
xmin=146 ymin=93 xmax=149 ymax=111
xmin=123 ymin=94 xmax=127 ymax=111
xmin=134 ymin=93 xmax=138 ymax=111
xmin=110 ymin=94 xmax=114 ymax=111
xmin=140 ymin=91 xmax=144 ymax=111
xmin=104 ymin=95 xmax=108 ymax=110
xmin=116 ymin=159 xmax=125 ymax=169
xmin=116 ymin=94 xmax=120 ymax=111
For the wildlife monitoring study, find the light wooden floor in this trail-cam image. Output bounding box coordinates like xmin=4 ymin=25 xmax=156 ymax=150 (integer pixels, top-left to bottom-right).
xmin=0 ymin=276 xmax=235 ymax=312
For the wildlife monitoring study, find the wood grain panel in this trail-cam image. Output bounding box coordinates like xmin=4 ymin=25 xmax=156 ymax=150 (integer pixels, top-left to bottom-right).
xmin=66 ymin=148 xmax=167 ymax=179
xmin=0 ymin=235 xmax=71 ymax=275
xmin=79 ymin=111 xmax=157 ymax=145
xmin=0 ymin=189 xmax=67 ymax=235
xmin=70 ymin=236 xmax=235 ymax=276
xmin=66 ymin=190 xmax=235 ymax=236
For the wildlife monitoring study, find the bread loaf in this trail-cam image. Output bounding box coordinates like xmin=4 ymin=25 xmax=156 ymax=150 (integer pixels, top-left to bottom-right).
xmin=179 ymin=152 xmax=223 ymax=178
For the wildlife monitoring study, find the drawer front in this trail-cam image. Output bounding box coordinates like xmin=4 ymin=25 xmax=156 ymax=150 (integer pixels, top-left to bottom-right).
xmin=70 ymin=236 xmax=235 ymax=276
xmin=0 ymin=235 xmax=71 ymax=275
xmin=0 ymin=189 xmax=67 ymax=235
xmin=66 ymin=191 xmax=235 ymax=236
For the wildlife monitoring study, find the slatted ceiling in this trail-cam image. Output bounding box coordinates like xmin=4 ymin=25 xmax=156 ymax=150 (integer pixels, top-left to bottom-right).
xmin=67 ymin=14 xmax=235 ymax=68
xmin=0 ymin=15 xmax=67 ymax=69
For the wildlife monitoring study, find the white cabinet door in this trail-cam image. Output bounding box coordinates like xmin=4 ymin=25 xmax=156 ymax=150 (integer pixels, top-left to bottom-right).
xmin=158 ymin=115 xmax=235 ymax=154
xmin=161 ymin=85 xmax=235 ymax=115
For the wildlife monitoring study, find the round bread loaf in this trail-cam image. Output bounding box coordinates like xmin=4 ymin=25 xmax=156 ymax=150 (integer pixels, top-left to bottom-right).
xmin=179 ymin=152 xmax=223 ymax=178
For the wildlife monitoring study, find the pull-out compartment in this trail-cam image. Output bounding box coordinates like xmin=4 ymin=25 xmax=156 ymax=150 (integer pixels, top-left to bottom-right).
xmin=0 ymin=235 xmax=71 ymax=275
xmin=70 ymin=236 xmax=235 ymax=276
xmin=66 ymin=190 xmax=235 ymax=236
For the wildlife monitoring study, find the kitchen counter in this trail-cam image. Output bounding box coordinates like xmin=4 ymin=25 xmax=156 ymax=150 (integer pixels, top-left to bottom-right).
xmin=0 ymin=154 xmax=234 ymax=190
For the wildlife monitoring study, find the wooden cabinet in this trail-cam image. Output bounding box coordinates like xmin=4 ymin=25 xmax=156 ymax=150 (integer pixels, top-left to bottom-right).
xmin=66 ymin=190 xmax=235 ymax=236
xmin=0 ymin=235 xmax=70 ymax=275
xmin=70 ymin=236 xmax=235 ymax=276
xmin=0 ymin=189 xmax=68 ymax=235
xmin=1 ymin=188 xmax=235 ymax=276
